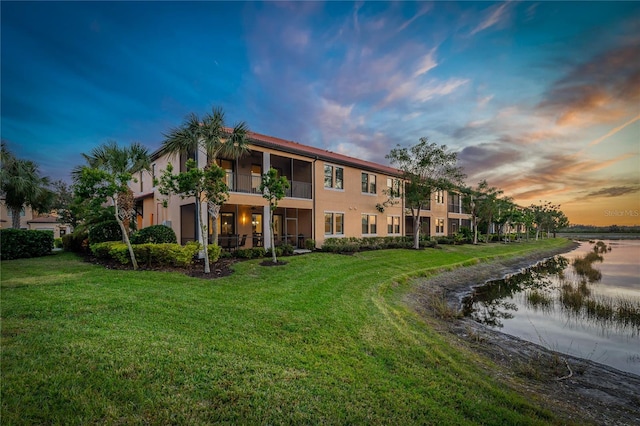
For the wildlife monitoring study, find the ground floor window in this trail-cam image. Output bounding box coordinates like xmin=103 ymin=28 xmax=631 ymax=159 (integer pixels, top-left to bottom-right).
xmin=387 ymin=216 xmax=400 ymax=234
xmin=435 ymin=218 xmax=445 ymax=234
xmin=324 ymin=212 xmax=344 ymax=235
xmin=362 ymin=214 xmax=377 ymax=235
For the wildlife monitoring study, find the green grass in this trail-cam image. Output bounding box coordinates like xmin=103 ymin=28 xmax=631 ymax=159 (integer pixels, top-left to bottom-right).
xmin=2 ymin=239 xmax=572 ymax=425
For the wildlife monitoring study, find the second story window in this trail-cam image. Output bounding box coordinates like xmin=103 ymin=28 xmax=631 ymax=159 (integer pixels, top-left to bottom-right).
xmin=387 ymin=178 xmax=401 ymax=197
xmin=435 ymin=190 xmax=445 ymax=204
xmin=361 ymin=173 xmax=376 ymax=194
xmin=324 ymin=164 xmax=343 ymax=190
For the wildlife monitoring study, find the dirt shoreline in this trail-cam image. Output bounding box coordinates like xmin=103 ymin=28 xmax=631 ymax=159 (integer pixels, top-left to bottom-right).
xmin=408 ymin=241 xmax=640 ymax=426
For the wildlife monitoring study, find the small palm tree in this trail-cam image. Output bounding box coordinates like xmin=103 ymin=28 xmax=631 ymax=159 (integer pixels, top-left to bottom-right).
xmin=160 ymin=107 xmax=249 ymax=246
xmin=1 ymin=142 xmax=54 ymax=229
xmin=73 ymin=141 xmax=150 ymax=269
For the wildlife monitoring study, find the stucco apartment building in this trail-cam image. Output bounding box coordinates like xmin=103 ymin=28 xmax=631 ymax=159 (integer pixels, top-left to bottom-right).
xmin=0 ymin=202 xmax=72 ymax=238
xmin=132 ymin=131 xmax=471 ymax=249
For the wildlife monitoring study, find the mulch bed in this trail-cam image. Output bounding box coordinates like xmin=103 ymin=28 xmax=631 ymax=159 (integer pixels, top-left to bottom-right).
xmin=85 ymin=255 xmax=240 ymax=280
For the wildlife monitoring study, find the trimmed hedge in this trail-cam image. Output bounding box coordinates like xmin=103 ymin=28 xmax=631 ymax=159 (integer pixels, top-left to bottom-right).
xmin=0 ymin=229 xmax=54 ymax=260
xmin=321 ymin=236 xmax=438 ymax=253
xmin=131 ymin=225 xmax=177 ymax=245
xmin=90 ymin=241 xmax=200 ymax=268
xmin=88 ymin=220 xmax=122 ymax=244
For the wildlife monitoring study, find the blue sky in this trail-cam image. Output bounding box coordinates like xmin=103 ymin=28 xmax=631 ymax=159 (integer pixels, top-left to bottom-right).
xmin=2 ymin=1 xmax=639 ymax=225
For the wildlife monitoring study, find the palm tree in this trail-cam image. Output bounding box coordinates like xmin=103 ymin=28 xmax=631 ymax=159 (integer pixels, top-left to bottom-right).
xmin=73 ymin=141 xmax=150 ymax=269
xmin=1 ymin=142 xmax=54 ymax=229
xmin=160 ymin=107 xmax=249 ymax=246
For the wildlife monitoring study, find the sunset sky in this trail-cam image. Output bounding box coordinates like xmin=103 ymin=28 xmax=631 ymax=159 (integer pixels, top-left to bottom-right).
xmin=2 ymin=1 xmax=639 ymax=226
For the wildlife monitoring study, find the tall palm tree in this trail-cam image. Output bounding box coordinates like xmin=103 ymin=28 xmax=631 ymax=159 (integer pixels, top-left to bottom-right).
xmin=74 ymin=141 xmax=150 ymax=269
xmin=160 ymin=107 xmax=249 ymax=246
xmin=1 ymin=142 xmax=54 ymax=229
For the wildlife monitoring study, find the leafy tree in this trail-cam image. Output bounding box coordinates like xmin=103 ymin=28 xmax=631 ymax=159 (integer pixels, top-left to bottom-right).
xmin=386 ymin=138 xmax=465 ymax=249
xmin=0 ymin=142 xmax=55 ymax=229
xmin=260 ymin=167 xmax=290 ymax=263
xmin=158 ymin=159 xmax=228 ymax=273
xmin=50 ymin=180 xmax=78 ymax=227
xmin=461 ymin=180 xmax=501 ymax=244
xmin=73 ymin=141 xmax=150 ymax=270
xmin=160 ymin=107 xmax=249 ymax=245
xmin=493 ymin=196 xmax=515 ymax=242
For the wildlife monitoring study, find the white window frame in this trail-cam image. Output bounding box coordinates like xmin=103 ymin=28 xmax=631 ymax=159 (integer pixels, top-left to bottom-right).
xmin=361 ymin=213 xmax=377 ymax=236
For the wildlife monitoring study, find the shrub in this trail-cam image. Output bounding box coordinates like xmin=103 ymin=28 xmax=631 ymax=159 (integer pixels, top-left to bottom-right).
xmin=54 ymin=237 xmax=63 ymax=248
xmin=266 ymin=247 xmax=283 ymax=258
xmin=90 ymin=241 xmax=200 ymax=268
xmin=88 ymin=220 xmax=122 ymax=244
xmin=0 ymin=229 xmax=54 ymax=260
xmin=62 ymin=230 xmax=88 ymax=253
xmin=252 ymin=247 xmax=266 ymax=258
xmin=208 ymin=244 xmax=222 ymax=263
xmin=130 ymin=225 xmax=177 ymax=244
xmin=234 ymin=248 xmax=254 ymax=259
xmin=304 ymin=239 xmax=316 ymax=250
xmin=280 ymin=243 xmax=294 ymax=256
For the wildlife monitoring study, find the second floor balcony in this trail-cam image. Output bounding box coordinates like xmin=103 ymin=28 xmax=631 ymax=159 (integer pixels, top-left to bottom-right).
xmin=225 ymin=172 xmax=312 ymax=199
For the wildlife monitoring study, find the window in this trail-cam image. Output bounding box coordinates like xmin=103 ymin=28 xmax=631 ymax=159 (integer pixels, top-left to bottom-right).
xmin=251 ymin=214 xmax=262 ymax=234
xmin=436 ymin=190 xmax=445 ymax=204
xmin=362 ymin=214 xmax=377 ymax=235
xmin=387 ymin=216 xmax=400 ymax=234
xmin=387 ymin=178 xmax=401 ymax=197
xmin=217 ymin=212 xmax=235 ymax=235
xmin=216 ymin=159 xmax=234 ymax=191
xmin=324 ymin=164 xmax=344 ymax=189
xmin=324 ymin=212 xmax=344 ymax=235
xmin=436 ymin=218 xmax=445 ymax=234
xmin=361 ymin=173 xmax=376 ymax=194
xmin=151 ymin=163 xmax=156 ymax=185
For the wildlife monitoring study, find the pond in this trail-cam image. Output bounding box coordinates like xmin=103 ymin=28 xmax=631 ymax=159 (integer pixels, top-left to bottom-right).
xmin=462 ymin=240 xmax=640 ymax=376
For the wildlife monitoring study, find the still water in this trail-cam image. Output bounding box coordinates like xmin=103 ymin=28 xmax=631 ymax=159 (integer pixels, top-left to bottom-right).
xmin=463 ymin=240 xmax=640 ymax=376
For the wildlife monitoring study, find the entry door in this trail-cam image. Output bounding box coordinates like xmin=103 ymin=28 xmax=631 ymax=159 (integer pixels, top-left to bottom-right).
xmin=286 ymin=218 xmax=298 ymax=247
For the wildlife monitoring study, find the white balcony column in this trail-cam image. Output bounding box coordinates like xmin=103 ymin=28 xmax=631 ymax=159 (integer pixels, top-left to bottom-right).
xmin=262 ymin=151 xmax=272 ymax=249
xmin=263 ymin=151 xmax=271 ymax=173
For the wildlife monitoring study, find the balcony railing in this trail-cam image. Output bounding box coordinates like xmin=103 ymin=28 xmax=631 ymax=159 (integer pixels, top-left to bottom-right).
xmin=448 ymin=204 xmax=469 ymax=214
xmin=225 ymin=172 xmax=312 ymax=199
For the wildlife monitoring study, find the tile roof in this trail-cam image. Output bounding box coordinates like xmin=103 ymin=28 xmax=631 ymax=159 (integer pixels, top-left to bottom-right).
xmin=245 ymin=130 xmax=402 ymax=177
xmin=151 ymin=128 xmax=402 ymax=177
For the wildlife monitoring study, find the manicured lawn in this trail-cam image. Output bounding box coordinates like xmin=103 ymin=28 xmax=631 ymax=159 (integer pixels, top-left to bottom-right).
xmin=2 ymin=239 xmax=571 ymax=424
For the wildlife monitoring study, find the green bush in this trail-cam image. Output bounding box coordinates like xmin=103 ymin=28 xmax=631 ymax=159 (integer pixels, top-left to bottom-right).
xmin=130 ymin=225 xmax=177 ymax=244
xmin=208 ymin=244 xmax=222 ymax=263
xmin=280 ymin=243 xmax=294 ymax=256
xmin=90 ymin=241 xmax=200 ymax=268
xmin=0 ymin=229 xmax=54 ymax=260
xmin=54 ymin=237 xmax=63 ymax=248
xmin=304 ymin=239 xmax=316 ymax=250
xmin=62 ymin=230 xmax=88 ymax=253
xmin=252 ymin=247 xmax=266 ymax=258
xmin=265 ymin=247 xmax=283 ymax=258
xmin=235 ymin=248 xmax=255 ymax=259
xmin=88 ymin=220 xmax=122 ymax=244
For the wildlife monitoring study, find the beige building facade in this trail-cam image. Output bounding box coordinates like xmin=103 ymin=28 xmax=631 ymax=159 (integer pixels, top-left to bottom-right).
xmin=132 ymin=131 xmax=471 ymax=249
xmin=0 ymin=202 xmax=72 ymax=238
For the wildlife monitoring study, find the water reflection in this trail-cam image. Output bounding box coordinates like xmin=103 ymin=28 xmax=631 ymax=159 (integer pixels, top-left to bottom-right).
xmin=462 ymin=240 xmax=640 ymax=375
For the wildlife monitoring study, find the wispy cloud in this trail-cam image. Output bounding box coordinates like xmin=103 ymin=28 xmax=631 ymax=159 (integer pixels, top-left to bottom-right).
xmin=398 ymin=2 xmax=433 ymax=32
xmin=470 ymin=2 xmax=512 ymax=35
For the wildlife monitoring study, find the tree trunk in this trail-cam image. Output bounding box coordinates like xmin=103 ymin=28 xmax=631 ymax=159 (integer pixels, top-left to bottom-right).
xmin=412 ymin=212 xmax=420 ymax=249
xmin=113 ymin=197 xmax=138 ymax=270
xmin=208 ymin=202 xmax=221 ymax=249
xmin=202 ymin=221 xmax=210 ymax=274
xmin=473 ymin=216 xmax=478 ymax=245
xmin=10 ymin=206 xmax=21 ymax=229
xmin=197 ymin=196 xmax=210 ymax=273
xmin=270 ymin=209 xmax=277 ymax=263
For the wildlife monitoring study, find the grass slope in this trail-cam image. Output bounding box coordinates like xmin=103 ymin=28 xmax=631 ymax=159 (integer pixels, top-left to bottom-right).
xmin=2 ymin=239 xmax=571 ymax=425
